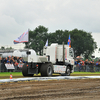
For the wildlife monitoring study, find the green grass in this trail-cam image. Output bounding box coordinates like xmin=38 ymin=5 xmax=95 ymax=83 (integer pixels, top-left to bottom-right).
xmin=0 ymin=72 xmax=100 ymax=77
xmin=0 ymin=72 xmax=42 ymax=77
xmin=0 ymin=72 xmax=23 ymax=76
xmin=74 ymin=72 xmax=100 ymax=74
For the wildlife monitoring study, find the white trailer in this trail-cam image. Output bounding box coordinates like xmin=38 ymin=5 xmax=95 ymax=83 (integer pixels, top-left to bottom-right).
xmin=22 ymin=43 xmax=74 ymax=76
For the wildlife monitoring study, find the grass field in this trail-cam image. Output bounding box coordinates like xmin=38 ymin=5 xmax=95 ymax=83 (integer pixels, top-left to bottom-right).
xmin=0 ymin=72 xmax=23 ymax=76
xmin=0 ymin=72 xmax=100 ymax=76
xmin=72 ymin=72 xmax=100 ymax=74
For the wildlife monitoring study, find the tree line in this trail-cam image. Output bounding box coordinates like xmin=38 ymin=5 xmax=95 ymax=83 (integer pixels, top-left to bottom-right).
xmin=24 ymin=25 xmax=97 ymax=59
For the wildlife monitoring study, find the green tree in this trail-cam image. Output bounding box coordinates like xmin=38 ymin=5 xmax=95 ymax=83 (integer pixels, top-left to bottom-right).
xmin=48 ymin=30 xmax=69 ymax=45
xmin=6 ymin=47 xmax=13 ymax=50
xmin=69 ymin=29 xmax=97 ymax=58
xmin=0 ymin=46 xmax=5 ymax=50
xmin=0 ymin=46 xmax=13 ymax=50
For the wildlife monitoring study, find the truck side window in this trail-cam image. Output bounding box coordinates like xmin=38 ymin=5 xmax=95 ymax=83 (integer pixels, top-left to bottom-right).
xmin=69 ymin=48 xmax=73 ymax=57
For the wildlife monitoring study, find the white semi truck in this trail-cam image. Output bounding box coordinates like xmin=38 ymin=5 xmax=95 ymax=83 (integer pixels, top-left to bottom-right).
xmin=22 ymin=43 xmax=74 ymax=77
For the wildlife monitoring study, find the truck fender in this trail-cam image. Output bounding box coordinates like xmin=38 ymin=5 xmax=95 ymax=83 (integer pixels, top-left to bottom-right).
xmin=65 ymin=62 xmax=71 ymax=66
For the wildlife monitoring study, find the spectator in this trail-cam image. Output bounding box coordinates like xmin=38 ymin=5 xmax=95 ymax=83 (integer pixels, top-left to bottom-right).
xmin=14 ymin=61 xmax=18 ymax=71
xmin=96 ymin=59 xmax=100 ymax=66
xmin=17 ymin=57 xmax=20 ymax=63
xmin=3 ymin=57 xmax=8 ymax=64
xmin=85 ymin=59 xmax=89 ymax=65
xmin=78 ymin=59 xmax=84 ymax=71
xmin=8 ymin=56 xmax=11 ymax=60
xmin=89 ymin=61 xmax=94 ymax=72
xmin=7 ymin=60 xmax=10 ymax=64
xmin=0 ymin=57 xmax=2 ymax=63
xmin=85 ymin=59 xmax=89 ymax=72
xmin=19 ymin=57 xmax=23 ymax=64
xmin=14 ymin=56 xmax=17 ymax=61
xmin=98 ymin=59 xmax=100 ymax=66
xmin=14 ymin=61 xmax=18 ymax=66
xmin=77 ymin=59 xmax=80 ymax=64
xmin=96 ymin=61 xmax=99 ymax=66
xmin=19 ymin=57 xmax=25 ymax=63
xmin=92 ymin=60 xmax=95 ymax=65
xmin=10 ymin=57 xmax=15 ymax=64
xmin=80 ymin=59 xmax=84 ymax=66
xmin=75 ymin=59 xmax=78 ymax=65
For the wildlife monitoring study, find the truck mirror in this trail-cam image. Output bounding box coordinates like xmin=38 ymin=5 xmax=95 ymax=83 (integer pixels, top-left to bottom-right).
xmin=44 ymin=47 xmax=47 ymax=49
xmin=26 ymin=51 xmax=31 ymax=55
xmin=43 ymin=53 xmax=46 ymax=55
xmin=91 ymin=56 xmax=95 ymax=58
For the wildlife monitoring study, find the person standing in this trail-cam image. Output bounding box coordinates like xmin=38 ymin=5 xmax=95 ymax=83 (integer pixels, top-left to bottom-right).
xmin=85 ymin=59 xmax=89 ymax=72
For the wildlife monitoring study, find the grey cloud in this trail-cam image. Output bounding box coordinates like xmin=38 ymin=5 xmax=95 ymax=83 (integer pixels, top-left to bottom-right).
xmin=0 ymin=0 xmax=100 ymax=47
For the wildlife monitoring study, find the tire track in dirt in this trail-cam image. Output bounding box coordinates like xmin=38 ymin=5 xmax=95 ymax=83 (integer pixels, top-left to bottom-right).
xmin=0 ymin=79 xmax=100 ymax=100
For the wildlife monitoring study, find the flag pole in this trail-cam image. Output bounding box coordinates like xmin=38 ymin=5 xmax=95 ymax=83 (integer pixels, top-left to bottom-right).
xmin=28 ymin=29 xmax=29 ymax=49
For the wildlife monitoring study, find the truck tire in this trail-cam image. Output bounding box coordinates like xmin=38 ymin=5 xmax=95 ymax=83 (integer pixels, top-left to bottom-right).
xmin=22 ymin=63 xmax=33 ymax=77
xmin=22 ymin=63 xmax=28 ymax=76
xmin=40 ymin=63 xmax=53 ymax=76
xmin=66 ymin=66 xmax=71 ymax=76
xmin=61 ymin=66 xmax=70 ymax=76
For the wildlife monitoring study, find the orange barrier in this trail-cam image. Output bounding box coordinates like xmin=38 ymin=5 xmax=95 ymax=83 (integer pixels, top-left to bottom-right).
xmin=10 ymin=74 xmax=12 ymax=79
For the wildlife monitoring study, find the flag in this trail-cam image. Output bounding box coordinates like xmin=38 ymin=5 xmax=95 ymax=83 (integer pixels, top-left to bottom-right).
xmin=13 ymin=30 xmax=28 ymax=44
xmin=67 ymin=35 xmax=71 ymax=48
xmin=45 ymin=39 xmax=48 ymax=46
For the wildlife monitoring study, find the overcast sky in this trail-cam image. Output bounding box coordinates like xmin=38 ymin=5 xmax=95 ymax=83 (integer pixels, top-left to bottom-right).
xmin=0 ymin=0 xmax=100 ymax=49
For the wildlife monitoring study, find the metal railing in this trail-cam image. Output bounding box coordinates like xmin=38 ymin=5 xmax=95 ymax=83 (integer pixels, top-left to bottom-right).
xmin=0 ymin=63 xmax=23 ymax=72
xmin=74 ymin=65 xmax=100 ymax=72
xmin=0 ymin=63 xmax=100 ymax=72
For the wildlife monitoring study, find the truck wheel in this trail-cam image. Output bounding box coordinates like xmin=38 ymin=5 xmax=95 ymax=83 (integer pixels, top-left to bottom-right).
xmin=22 ymin=63 xmax=29 ymax=76
xmin=61 ymin=66 xmax=70 ymax=76
xmin=22 ymin=63 xmax=33 ymax=77
xmin=40 ymin=63 xmax=53 ymax=76
xmin=22 ymin=64 xmax=34 ymax=77
xmin=66 ymin=66 xmax=70 ymax=76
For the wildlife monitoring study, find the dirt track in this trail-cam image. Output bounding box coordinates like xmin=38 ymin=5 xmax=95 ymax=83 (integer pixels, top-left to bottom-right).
xmin=0 ymin=78 xmax=100 ymax=100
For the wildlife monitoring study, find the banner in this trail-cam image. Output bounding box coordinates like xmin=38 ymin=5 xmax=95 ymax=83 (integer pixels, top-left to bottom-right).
xmin=14 ymin=30 xmax=28 ymax=44
xmin=18 ymin=64 xmax=24 ymax=68
xmin=5 ymin=64 xmax=15 ymax=69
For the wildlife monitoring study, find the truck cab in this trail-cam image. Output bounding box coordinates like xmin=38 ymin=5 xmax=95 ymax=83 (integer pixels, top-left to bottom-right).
xmin=22 ymin=43 xmax=74 ymax=77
